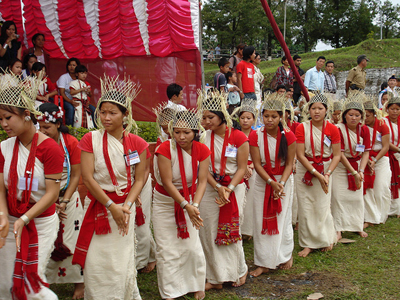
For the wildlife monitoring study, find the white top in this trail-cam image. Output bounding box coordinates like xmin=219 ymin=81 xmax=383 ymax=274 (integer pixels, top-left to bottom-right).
xmin=56 ymin=73 xmax=74 ymax=101
xmin=165 ymin=100 xmax=186 ymax=111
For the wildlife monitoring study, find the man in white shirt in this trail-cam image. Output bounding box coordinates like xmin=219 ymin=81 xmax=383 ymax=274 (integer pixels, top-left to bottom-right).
xmin=379 ymin=74 xmax=399 ymax=106
xmin=164 ymin=83 xmax=186 ymax=111
xmin=304 ymin=56 xmax=326 ymax=93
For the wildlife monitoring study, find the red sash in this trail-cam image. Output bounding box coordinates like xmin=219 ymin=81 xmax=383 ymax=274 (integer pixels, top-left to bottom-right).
xmin=364 ymin=120 xmax=379 ymax=194
xmin=261 ymin=129 xmax=283 ymax=235
xmin=387 ymin=116 xmax=400 ymax=199
xmin=346 ymin=157 xmax=360 ymax=191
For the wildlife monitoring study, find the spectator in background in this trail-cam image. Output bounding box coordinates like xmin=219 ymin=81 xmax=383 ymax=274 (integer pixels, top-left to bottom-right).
xmin=215 ymin=44 xmax=221 ymax=56
xmin=57 ymin=57 xmax=80 ymax=126
xmin=324 ymin=60 xmax=337 ymax=96
xmin=214 ymin=57 xmax=230 ymax=92
xmin=229 ymin=43 xmax=245 ymax=73
xmin=275 ymin=56 xmax=293 ymax=88
xmin=292 ymin=54 xmax=305 ymax=104
xmin=0 ymin=21 xmax=22 ymax=70
xmin=21 ymin=53 xmax=37 ymax=79
xmin=253 ymin=52 xmax=264 ymax=106
xmin=31 ymin=62 xmax=57 ymax=107
xmin=237 ymin=46 xmax=256 ymax=100
xmin=225 ymin=71 xmax=241 ymax=113
xmin=165 ymin=83 xmax=186 ymax=111
xmin=379 ymin=91 xmax=389 ymax=108
xmin=23 ymin=33 xmax=49 ymax=66
xmin=304 ymin=56 xmax=326 ymax=93
xmin=346 ymin=54 xmax=368 ymax=96
xmin=276 ymin=84 xmax=287 ymax=95
xmin=0 ymin=58 xmax=22 ymax=87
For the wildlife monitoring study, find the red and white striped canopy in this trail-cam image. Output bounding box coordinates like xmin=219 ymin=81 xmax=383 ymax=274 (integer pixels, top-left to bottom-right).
xmin=0 ymin=0 xmax=200 ymax=59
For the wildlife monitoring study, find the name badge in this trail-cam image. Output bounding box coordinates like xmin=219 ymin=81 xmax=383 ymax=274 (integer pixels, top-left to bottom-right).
xmin=124 ymin=150 xmax=140 ymax=166
xmin=356 ymin=144 xmax=365 ymax=152
xmin=324 ymin=136 xmax=331 ymax=147
xmin=18 ymin=177 xmax=39 ymax=191
xmin=376 ymin=133 xmax=382 ymax=142
xmin=225 ymin=145 xmax=237 ymax=158
xmin=63 ymin=157 xmax=68 ymax=168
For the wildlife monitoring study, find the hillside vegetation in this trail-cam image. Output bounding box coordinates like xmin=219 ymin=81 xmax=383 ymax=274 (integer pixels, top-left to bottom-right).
xmin=204 ymin=39 xmax=400 ymax=86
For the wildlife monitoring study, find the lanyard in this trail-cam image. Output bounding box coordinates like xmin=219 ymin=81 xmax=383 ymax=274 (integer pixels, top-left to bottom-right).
xmin=59 ymin=133 xmax=70 ymax=191
xmin=263 ymin=128 xmax=281 ymax=174
xmin=210 ymin=128 xmax=230 ymax=180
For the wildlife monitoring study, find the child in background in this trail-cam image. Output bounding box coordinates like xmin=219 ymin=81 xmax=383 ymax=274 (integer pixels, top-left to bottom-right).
xmin=69 ymin=65 xmax=94 ymax=129
xmin=214 ymin=57 xmax=230 ymax=92
xmin=225 ymin=71 xmax=242 ymax=113
xmin=21 ymin=53 xmax=37 ymax=79
xmin=165 ymin=83 xmax=186 ymax=111
xmin=31 ymin=62 xmax=57 ymax=107
xmin=0 ymin=58 xmax=22 ymax=86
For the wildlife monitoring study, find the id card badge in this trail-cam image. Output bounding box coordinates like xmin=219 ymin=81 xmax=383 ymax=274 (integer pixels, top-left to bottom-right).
xmin=225 ymin=145 xmax=237 ymax=158
xmin=18 ymin=177 xmax=39 ymax=191
xmin=356 ymin=144 xmax=365 ymax=152
xmin=124 ymin=150 xmax=140 ymax=166
xmin=63 ymin=157 xmax=68 ymax=168
xmin=376 ymin=133 xmax=382 ymax=142
xmin=324 ymin=136 xmax=331 ymax=147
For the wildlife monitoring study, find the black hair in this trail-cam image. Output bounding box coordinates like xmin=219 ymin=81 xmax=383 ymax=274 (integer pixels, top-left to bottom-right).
xmin=225 ymin=71 xmax=233 ymax=82
xmin=381 ymin=82 xmax=388 ymax=91
xmin=285 ymin=84 xmax=294 ymax=90
xmin=99 ymin=91 xmax=128 ymax=115
xmin=239 ymin=110 xmax=255 ymax=119
xmin=243 ymin=46 xmax=255 ymax=60
xmin=387 ymin=103 xmax=400 ymax=110
xmin=8 ymin=58 xmax=22 ymax=71
xmin=209 ymin=110 xmax=226 ymax=126
xmin=75 ymin=64 xmax=88 ymax=74
xmin=325 ymin=60 xmax=334 ymax=66
xmin=293 ymin=54 xmax=301 ymax=60
xmin=166 ymin=83 xmax=183 ymax=99
xmin=382 ymin=91 xmax=388 ymax=97
xmin=22 ymin=53 xmax=37 ymax=70
xmin=254 ymin=52 xmax=260 ymax=60
xmin=276 ymin=84 xmax=287 ymax=92
xmin=341 ymin=108 xmax=363 ymax=123
xmin=281 ymin=56 xmax=287 ymax=64
xmin=31 ymin=33 xmax=45 ymax=45
xmin=317 ymin=56 xmax=326 ymax=61
xmin=218 ymin=57 xmax=229 ymax=68
xmin=37 ymin=102 xmax=69 ymax=133
xmin=31 ymin=62 xmax=45 ymax=72
xmin=65 ymin=58 xmax=80 ymax=73
xmin=233 ymin=43 xmax=246 ymax=55
xmin=0 ymin=21 xmax=18 ymax=44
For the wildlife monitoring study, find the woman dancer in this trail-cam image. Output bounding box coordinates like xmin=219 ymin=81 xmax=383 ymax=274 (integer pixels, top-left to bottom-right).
xmin=198 ymin=91 xmax=249 ymax=290
xmin=72 ymin=76 xmax=145 ymax=300
xmin=331 ymin=94 xmax=370 ymax=239
xmin=383 ymin=96 xmax=400 ymax=217
xmin=0 ymin=73 xmax=63 ymax=299
xmin=153 ymin=109 xmax=209 ymax=300
xmin=363 ymin=99 xmax=391 ymax=226
xmin=296 ymin=93 xmax=341 ymax=257
xmin=249 ymin=94 xmax=296 ymax=275
xmin=37 ymin=103 xmax=84 ymax=299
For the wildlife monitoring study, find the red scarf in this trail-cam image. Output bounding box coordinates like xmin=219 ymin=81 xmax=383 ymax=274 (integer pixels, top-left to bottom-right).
xmin=261 ymin=129 xmax=283 ymax=235
xmin=345 ymin=124 xmax=361 ymax=191
xmin=364 ymin=120 xmax=379 ymax=194
xmin=387 ymin=116 xmax=400 ymax=199
xmin=7 ymin=133 xmax=49 ymax=300
xmin=50 ymin=222 xmax=72 ymax=262
xmin=211 ymin=129 xmax=242 ymax=245
xmin=302 ymin=121 xmax=325 ymax=186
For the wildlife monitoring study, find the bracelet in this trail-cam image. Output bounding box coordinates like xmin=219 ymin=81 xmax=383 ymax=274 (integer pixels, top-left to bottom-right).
xmin=192 ymin=203 xmax=199 ymax=208
xmin=0 ymin=211 xmax=4 ymax=216
xmin=327 ymin=170 xmax=332 ymax=175
xmin=227 ymin=184 xmax=236 ymax=191
xmin=267 ymin=178 xmax=273 ymax=185
xmin=105 ymin=199 xmax=114 ymax=208
xmin=371 ymin=156 xmax=377 ymax=162
xmin=214 ymin=183 xmax=222 ymax=192
xmin=3 ymin=44 xmax=8 ymax=49
xmin=359 ymin=169 xmax=364 ymax=173
xmin=20 ymin=214 xmax=30 ymax=226
xmin=126 ymin=201 xmax=133 ymax=209
xmin=311 ymin=168 xmax=316 ymax=175
xmin=279 ymin=181 xmax=286 ymax=186
xmin=59 ymin=199 xmax=70 ymax=204
xmin=180 ymin=200 xmax=189 ymax=209
xmin=351 ymin=170 xmax=358 ymax=176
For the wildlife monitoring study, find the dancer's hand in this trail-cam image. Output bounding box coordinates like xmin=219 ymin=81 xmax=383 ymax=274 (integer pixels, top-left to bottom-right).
xmin=0 ymin=213 xmax=9 ymax=249
xmin=13 ymin=218 xmax=24 ymax=252
xmin=109 ymin=204 xmax=131 ymax=235
xmin=316 ymin=172 xmax=329 ymax=194
xmin=56 ymin=203 xmax=68 ymax=221
xmin=186 ymin=205 xmax=203 ymax=229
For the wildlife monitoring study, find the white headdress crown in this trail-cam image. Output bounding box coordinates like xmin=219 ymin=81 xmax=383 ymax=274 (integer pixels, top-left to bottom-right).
xmin=261 ymin=93 xmax=289 ymax=129
xmin=197 ymin=89 xmax=232 ymax=128
xmin=340 ymin=91 xmax=366 ymax=123
xmin=0 ymin=71 xmax=44 ymax=115
xmin=302 ymin=93 xmax=334 ymax=121
xmin=95 ymin=75 xmax=141 ymax=134
xmin=333 ymin=100 xmax=343 ymax=111
xmin=231 ymin=97 xmax=258 ymax=119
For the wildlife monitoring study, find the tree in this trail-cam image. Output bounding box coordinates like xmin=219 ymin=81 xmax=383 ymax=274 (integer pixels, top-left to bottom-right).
xmin=380 ymin=0 xmax=400 ymax=39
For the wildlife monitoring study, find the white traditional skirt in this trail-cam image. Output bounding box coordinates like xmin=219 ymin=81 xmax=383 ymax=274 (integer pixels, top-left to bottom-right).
xmin=364 ymin=156 xmax=391 ymax=224
xmin=135 ymin=175 xmax=156 ymax=270
xmin=0 ymin=213 xmax=59 ymax=300
xmin=241 ymin=171 xmax=256 ymax=236
xmin=331 ymin=161 xmax=364 ymax=232
xmin=253 ymin=174 xmax=294 ymax=269
xmin=296 ymin=161 xmax=337 ymax=248
xmin=199 ymin=182 xmax=248 ymax=285
xmin=83 ymin=198 xmax=141 ymax=300
xmin=292 ymin=168 xmax=299 ymax=225
xmin=152 ymin=190 xmax=206 ymax=299
xmin=46 ymin=190 xmax=83 ymax=284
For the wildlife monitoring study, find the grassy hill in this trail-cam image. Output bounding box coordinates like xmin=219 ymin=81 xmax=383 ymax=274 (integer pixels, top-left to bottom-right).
xmin=204 ymin=39 xmax=400 ymax=86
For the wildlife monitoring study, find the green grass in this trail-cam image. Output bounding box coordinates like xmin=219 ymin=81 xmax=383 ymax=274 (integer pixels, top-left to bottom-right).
xmin=51 ymin=216 xmax=400 ymax=300
xmin=204 ymin=38 xmax=400 ymax=87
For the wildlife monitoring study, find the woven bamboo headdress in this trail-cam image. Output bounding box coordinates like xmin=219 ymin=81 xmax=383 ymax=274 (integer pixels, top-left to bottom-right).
xmin=261 ymin=92 xmax=289 ymax=129
xmin=340 ymin=91 xmax=366 ymax=123
xmin=302 ymin=92 xmax=334 ymax=121
xmin=0 ymin=71 xmax=44 ymax=116
xmin=383 ymin=95 xmax=400 ymax=113
xmin=95 ymin=75 xmax=141 ymax=134
xmin=333 ymin=100 xmax=343 ymax=111
xmin=362 ymin=94 xmax=382 ymax=119
xmin=230 ymin=97 xmax=258 ymax=119
xmin=197 ymin=89 xmax=232 ymax=128
xmin=153 ymin=102 xmax=176 ymax=140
